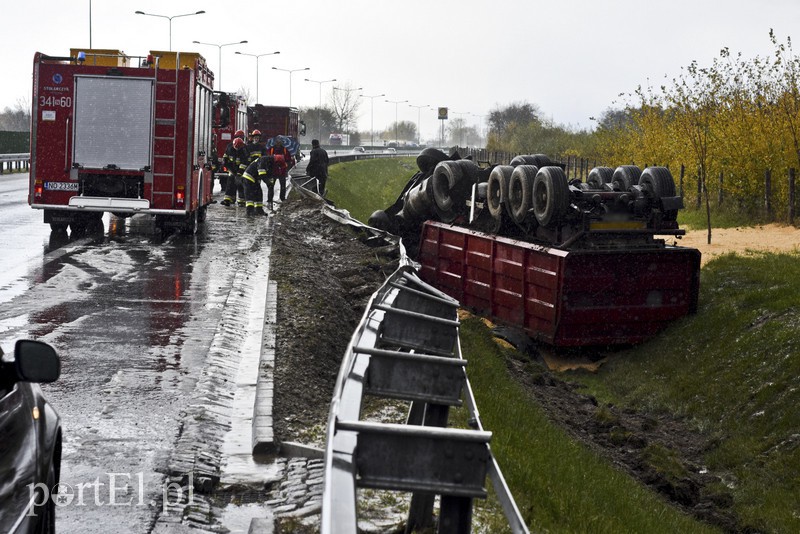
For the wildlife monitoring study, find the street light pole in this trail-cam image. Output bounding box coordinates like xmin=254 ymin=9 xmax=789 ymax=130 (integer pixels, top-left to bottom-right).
xmin=134 ymin=10 xmax=206 ymax=51
xmin=272 ymin=67 xmax=310 ymax=107
xmin=236 ymin=51 xmax=280 ymax=103
xmin=386 ymin=99 xmax=408 ymax=146
xmin=359 ymin=93 xmax=384 ymax=149
xmin=408 ymin=103 xmax=430 ymax=145
xmin=193 ymin=40 xmax=248 ymax=91
xmin=305 ymin=78 xmax=336 ymax=141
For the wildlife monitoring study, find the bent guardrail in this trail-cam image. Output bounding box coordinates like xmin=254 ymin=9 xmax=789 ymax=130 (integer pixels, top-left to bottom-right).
xmin=321 ymin=265 xmax=529 ymax=534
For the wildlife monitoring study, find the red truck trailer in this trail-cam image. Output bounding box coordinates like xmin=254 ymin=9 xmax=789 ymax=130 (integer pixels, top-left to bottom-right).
xmin=370 ymin=152 xmax=702 ymax=348
xmin=247 ymin=104 xmax=305 ymax=141
xmin=30 ymin=48 xmax=215 ymax=234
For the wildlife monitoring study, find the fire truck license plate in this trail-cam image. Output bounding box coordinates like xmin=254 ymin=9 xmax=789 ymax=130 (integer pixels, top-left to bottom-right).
xmin=44 ymin=182 xmax=79 ymax=191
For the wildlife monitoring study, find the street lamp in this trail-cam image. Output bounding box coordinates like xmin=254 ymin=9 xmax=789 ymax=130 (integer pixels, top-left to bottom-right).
xmin=408 ymin=103 xmax=430 ymax=145
xmin=359 ymin=93 xmax=384 ymax=149
xmin=272 ymin=67 xmax=310 ymax=107
xmin=236 ymin=50 xmax=280 ymax=103
xmin=193 ymin=40 xmax=247 ymax=91
xmin=305 ymin=77 xmax=337 ymax=141
xmin=134 ymin=10 xmax=205 ymax=51
xmin=386 ymin=99 xmax=408 ymax=146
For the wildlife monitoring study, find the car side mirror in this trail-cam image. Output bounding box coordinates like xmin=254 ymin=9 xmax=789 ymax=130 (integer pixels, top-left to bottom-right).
xmin=14 ymin=340 xmax=60 ymax=383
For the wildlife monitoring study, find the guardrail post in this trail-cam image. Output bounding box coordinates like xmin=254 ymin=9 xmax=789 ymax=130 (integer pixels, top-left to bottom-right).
xmin=405 ymin=403 xmax=450 ymax=533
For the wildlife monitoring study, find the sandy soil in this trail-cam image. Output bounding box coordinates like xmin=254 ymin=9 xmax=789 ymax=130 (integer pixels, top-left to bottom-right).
xmin=676 ymin=223 xmax=800 ymax=265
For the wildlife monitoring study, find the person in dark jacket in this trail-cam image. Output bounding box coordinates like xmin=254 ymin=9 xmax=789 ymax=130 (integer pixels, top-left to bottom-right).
xmin=307 ymin=139 xmax=330 ymax=196
xmin=221 ymin=134 xmax=249 ymax=207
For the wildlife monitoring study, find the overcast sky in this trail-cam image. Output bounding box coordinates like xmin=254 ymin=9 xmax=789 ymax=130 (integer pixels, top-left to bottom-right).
xmin=3 ymin=0 xmax=798 ymax=140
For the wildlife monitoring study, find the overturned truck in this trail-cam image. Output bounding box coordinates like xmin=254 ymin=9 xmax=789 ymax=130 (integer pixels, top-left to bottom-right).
xmin=369 ymin=150 xmax=701 ymax=347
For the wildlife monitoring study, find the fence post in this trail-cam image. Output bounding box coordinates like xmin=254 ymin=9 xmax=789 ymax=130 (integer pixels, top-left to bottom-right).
xmin=718 ymin=171 xmax=724 ymax=205
xmin=790 ymin=168 xmax=796 ymax=225
xmin=679 ymin=164 xmax=685 ymax=198
xmin=765 ymin=169 xmax=772 ymax=218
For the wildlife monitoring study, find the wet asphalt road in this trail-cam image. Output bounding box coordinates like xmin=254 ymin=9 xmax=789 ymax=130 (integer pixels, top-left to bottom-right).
xmin=0 ymin=173 xmax=259 ymax=532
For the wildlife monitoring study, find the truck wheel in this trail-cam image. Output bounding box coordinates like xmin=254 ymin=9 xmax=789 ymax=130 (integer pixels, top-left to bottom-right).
xmin=432 ymin=161 xmax=463 ymax=212
xmin=507 ymin=165 xmax=538 ymax=224
xmin=587 ymin=166 xmax=614 ymax=189
xmin=532 ymin=166 xmax=570 ymax=227
xmin=49 ymin=223 xmax=68 ymax=233
xmin=510 ymin=154 xmax=552 ymax=168
xmin=640 ymin=166 xmax=678 ymax=221
xmin=611 ymin=165 xmax=642 ymax=192
xmin=487 ymin=165 xmax=514 ymax=221
xmin=416 ymin=147 xmax=448 ymax=174
xmin=639 ymin=166 xmax=676 ymax=198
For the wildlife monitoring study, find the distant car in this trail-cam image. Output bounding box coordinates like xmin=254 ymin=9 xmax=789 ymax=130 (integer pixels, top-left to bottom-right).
xmin=0 ymin=340 xmax=62 ymax=533
xmin=383 ymin=148 xmax=397 ymax=154
xmin=351 ymin=146 xmax=366 ymax=154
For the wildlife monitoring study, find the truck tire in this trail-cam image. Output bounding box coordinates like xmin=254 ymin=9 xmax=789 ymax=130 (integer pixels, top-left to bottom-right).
xmin=639 ymin=166 xmax=678 ymax=221
xmin=487 ymin=165 xmax=514 ymax=221
xmin=639 ymin=166 xmax=676 ymax=198
xmin=611 ymin=165 xmax=642 ymax=192
xmin=416 ymin=147 xmax=448 ymax=174
xmin=507 ymin=165 xmax=538 ymax=224
xmin=587 ymin=166 xmax=613 ymax=189
xmin=510 ymin=154 xmax=551 ymax=168
xmin=532 ymin=166 xmax=570 ymax=227
xmin=431 ymin=161 xmax=462 ymax=212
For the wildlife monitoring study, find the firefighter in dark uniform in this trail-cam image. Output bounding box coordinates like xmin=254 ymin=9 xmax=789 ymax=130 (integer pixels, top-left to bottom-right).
xmin=221 ymin=134 xmax=249 ymax=206
xmin=242 ymin=155 xmax=273 ymax=217
xmin=264 ymin=154 xmax=288 ymax=211
xmin=246 ymin=129 xmax=265 ymax=163
xmin=267 ymin=136 xmax=295 ymax=202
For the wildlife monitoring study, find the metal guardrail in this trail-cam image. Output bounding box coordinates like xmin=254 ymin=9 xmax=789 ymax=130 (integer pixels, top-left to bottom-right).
xmin=0 ymin=152 xmax=30 ymax=174
xmin=321 ymin=265 xmax=529 ymax=534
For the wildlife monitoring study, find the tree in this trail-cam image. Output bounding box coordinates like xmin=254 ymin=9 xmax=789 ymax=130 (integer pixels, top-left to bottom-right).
xmin=488 ymin=101 xmax=541 ymax=136
xmin=382 ymin=121 xmax=416 ymax=143
xmin=300 ymin=106 xmax=337 ymax=142
xmin=0 ymin=98 xmax=31 ymax=131
xmin=330 ymin=82 xmax=362 ymax=134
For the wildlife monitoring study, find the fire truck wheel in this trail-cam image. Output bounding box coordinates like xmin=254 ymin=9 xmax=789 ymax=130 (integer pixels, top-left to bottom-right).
xmin=507 ymin=165 xmax=538 ymax=224
xmin=198 ymin=206 xmax=208 ymax=223
xmin=49 ymin=223 xmax=68 ymax=233
xmin=611 ymin=165 xmax=642 ymax=192
xmin=587 ymin=166 xmax=614 ymax=189
xmin=432 ymin=161 xmax=463 ymax=212
xmin=487 ymin=165 xmax=514 ymax=221
xmin=533 ymin=166 xmax=570 ymax=227
xmin=510 ymin=154 xmax=552 ymax=168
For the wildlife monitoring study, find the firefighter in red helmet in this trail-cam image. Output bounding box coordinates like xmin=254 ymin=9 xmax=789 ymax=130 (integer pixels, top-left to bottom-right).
xmin=221 ymin=134 xmax=248 ymax=206
xmin=247 ymin=129 xmax=265 ymax=164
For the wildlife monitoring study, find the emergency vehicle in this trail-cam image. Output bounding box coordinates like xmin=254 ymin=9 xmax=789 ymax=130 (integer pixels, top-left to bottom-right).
xmin=248 ymin=104 xmax=305 ymax=142
xmin=211 ymin=91 xmax=248 ymax=188
xmin=30 ymin=48 xmax=215 ymax=234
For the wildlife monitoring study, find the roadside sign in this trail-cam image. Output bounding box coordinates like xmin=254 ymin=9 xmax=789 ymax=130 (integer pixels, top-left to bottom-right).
xmin=438 ymin=107 xmax=448 ymax=120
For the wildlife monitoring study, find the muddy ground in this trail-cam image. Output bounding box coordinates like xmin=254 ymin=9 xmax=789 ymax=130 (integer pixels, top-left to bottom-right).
xmin=268 ymin=195 xmax=798 ymax=532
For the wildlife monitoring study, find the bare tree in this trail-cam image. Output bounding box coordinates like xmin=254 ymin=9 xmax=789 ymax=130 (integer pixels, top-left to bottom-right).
xmin=330 ymin=82 xmax=362 ymax=134
xmin=0 ymin=98 xmax=31 ymax=131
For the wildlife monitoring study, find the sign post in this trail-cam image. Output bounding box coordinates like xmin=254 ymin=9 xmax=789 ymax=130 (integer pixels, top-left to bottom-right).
xmin=438 ymin=107 xmax=448 ymax=149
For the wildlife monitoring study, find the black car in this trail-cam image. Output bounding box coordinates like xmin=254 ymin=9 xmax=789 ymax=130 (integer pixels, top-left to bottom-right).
xmin=0 ymin=340 xmax=62 ymax=533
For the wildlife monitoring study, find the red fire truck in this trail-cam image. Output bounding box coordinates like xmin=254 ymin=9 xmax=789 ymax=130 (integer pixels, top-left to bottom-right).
xmin=248 ymin=104 xmax=305 ymax=141
xmin=29 ymin=48 xmax=216 ymax=235
xmin=211 ymin=91 xmax=248 ymax=189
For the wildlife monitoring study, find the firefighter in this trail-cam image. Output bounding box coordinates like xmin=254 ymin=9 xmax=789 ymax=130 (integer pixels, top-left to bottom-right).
xmin=247 ymin=129 xmax=265 ymax=163
xmin=267 ymin=136 xmax=295 ymax=202
xmin=221 ymin=134 xmax=248 ymax=207
xmin=264 ymin=154 xmax=288 ymax=211
xmin=242 ymin=155 xmax=273 ymax=217
xmin=307 ymin=139 xmax=330 ymax=196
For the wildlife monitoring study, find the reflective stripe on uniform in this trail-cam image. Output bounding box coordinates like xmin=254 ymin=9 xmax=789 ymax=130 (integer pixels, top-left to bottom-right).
xmin=243 ymin=172 xmax=256 ymax=183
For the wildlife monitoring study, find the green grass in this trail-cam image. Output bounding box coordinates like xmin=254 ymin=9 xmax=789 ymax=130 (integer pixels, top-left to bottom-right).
xmin=677 ymin=205 xmax=774 ymax=230
xmin=326 ymin=157 xmax=417 ymax=223
xmin=451 ymin=317 xmax=717 ymax=534
xmin=569 ymin=252 xmax=800 ymax=532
